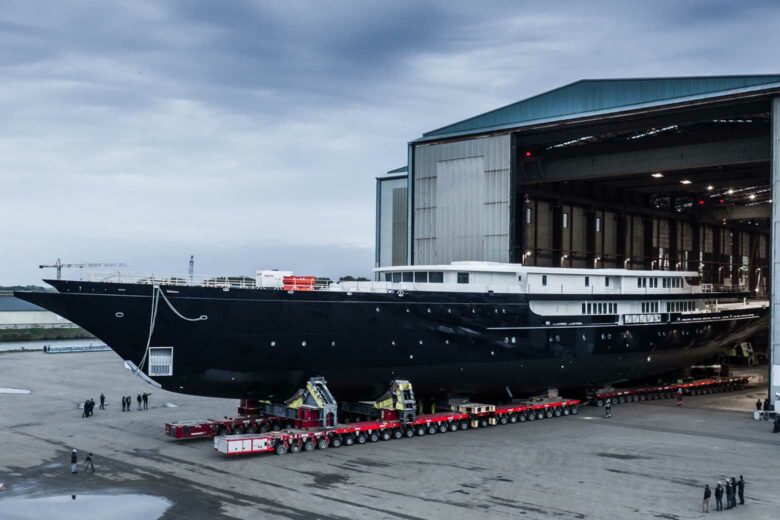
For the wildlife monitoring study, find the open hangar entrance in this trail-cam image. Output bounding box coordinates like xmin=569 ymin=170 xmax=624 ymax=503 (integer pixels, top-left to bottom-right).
xmin=513 ymin=99 xmax=771 ymax=295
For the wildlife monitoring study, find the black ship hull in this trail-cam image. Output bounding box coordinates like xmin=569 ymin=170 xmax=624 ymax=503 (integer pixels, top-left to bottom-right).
xmin=16 ymin=280 xmax=767 ymax=401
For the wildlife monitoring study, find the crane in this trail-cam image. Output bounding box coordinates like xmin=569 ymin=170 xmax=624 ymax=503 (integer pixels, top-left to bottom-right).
xmin=39 ymin=258 xmax=127 ymax=280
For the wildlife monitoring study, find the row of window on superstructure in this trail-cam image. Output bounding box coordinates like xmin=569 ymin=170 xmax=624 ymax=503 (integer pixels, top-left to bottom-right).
xmin=637 ymin=277 xmax=683 ymax=288
xmin=581 ymin=302 xmax=618 ymax=315
xmin=667 ymin=301 xmax=695 ymax=312
xmin=385 ymin=271 xmax=445 ymax=283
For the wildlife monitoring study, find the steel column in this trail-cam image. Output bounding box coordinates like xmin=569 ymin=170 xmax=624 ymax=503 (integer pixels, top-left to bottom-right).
xmin=770 ymin=97 xmax=780 ymax=406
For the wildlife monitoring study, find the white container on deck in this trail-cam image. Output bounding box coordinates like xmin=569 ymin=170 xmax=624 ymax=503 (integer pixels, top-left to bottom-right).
xmin=255 ymin=270 xmax=293 ymax=289
xmin=214 ymin=434 xmax=273 ymax=455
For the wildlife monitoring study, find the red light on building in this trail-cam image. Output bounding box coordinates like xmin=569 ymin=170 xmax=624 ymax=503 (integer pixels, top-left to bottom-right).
xmin=524 ymin=150 xmax=533 ymax=158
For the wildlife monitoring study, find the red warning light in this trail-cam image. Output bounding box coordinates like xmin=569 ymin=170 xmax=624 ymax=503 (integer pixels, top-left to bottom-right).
xmin=697 ymin=200 xmax=705 ymax=206
xmin=524 ymin=150 xmax=533 ymax=158
xmin=719 ymin=199 xmax=725 ymax=204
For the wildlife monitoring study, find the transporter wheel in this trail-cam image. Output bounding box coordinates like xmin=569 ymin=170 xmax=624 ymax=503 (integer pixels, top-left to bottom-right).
xmin=553 ymin=408 xmax=562 ymax=417
xmin=275 ymin=444 xmax=288 ymax=456
xmin=259 ymin=423 xmax=270 ymax=434
xmin=499 ymin=415 xmax=509 ymax=425
xmin=479 ymin=418 xmax=489 ymax=428
xmin=290 ymin=442 xmax=302 ymax=454
xmin=416 ymin=426 xmax=426 ymax=436
xmin=356 ymin=433 xmax=368 ymax=444
xmin=317 ymin=438 xmax=329 ymax=450
xmin=536 ymin=411 xmax=545 ymax=420
xmin=509 ymin=414 xmax=518 ymax=423
xmin=518 ymin=413 xmax=528 ymax=422
xmin=438 ymin=423 xmax=449 ymax=433
xmin=449 ymin=422 xmax=459 ymax=431
xmin=596 ymin=399 xmax=604 ymax=407
xmin=344 ymin=435 xmax=355 ymax=446
xmin=570 ymin=406 xmax=579 ymax=415
xmin=303 ymin=440 xmax=315 ymax=452
xmin=638 ymin=393 xmax=646 ymax=400
xmin=272 ymin=423 xmax=281 ymax=432
xmin=527 ymin=412 xmax=536 ymax=422
xmin=459 ymin=421 xmax=469 ymax=430
xmin=427 ymin=425 xmax=437 ymax=435
xmin=405 ymin=428 xmax=415 ymax=438
xmin=545 ymin=410 xmax=554 ymax=419
xmin=381 ymin=430 xmax=392 ymax=441
xmin=331 ymin=436 xmax=342 ymax=448
xmin=369 ymin=432 xmax=380 ymax=443
xmin=393 ymin=429 xmax=404 ymax=439
xmin=244 ymin=424 xmax=257 ymax=434
xmin=562 ymin=407 xmax=570 ymax=416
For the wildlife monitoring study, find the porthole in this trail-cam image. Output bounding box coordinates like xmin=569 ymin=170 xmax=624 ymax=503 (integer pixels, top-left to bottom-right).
xmin=391 ymin=341 xmax=396 ymax=346
xmin=472 ymin=309 xmax=477 ymax=314
xmin=501 ymin=309 xmax=506 ymax=314
xmin=427 ymin=308 xmax=431 ymax=313
xmin=376 ymin=307 xmax=380 ymax=312
xmin=607 ymin=333 xmax=612 ymax=339
xmin=601 ymin=333 xmax=606 ymax=340
xmin=447 ymin=309 xmax=452 ymax=314
xmin=582 ymin=334 xmax=587 ymax=341
xmin=494 ymin=309 xmax=499 ymax=314
xmin=504 ymin=337 xmax=509 ymax=343
xmin=491 ymin=351 xmax=495 ymax=356
xmin=270 ymin=341 xmax=276 ymax=347
xmin=548 ymin=336 xmax=554 ymax=343
xmin=418 ymin=340 xmax=423 ymax=345
xmin=331 ymin=341 xmax=336 ymax=346
xmin=511 ymin=337 xmax=516 ymax=344
xmin=409 ymin=355 xmax=414 ymax=359
xmin=554 ymin=335 xmax=560 ymax=342
xmin=445 ymin=340 xmax=450 ymax=345
xmin=406 ymin=308 xmax=410 ymax=313
xmin=301 ymin=341 xmax=307 ymax=347
xmin=115 ymin=312 xmax=124 ymax=318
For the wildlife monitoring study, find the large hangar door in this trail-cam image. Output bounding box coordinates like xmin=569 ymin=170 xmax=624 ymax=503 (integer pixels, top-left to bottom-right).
xmin=436 ymin=156 xmax=485 ymax=261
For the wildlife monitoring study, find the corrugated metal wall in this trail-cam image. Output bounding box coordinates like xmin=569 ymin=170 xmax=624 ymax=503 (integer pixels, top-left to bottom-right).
xmin=413 ymin=135 xmax=511 ymax=264
xmin=377 ymin=177 xmax=407 ymax=267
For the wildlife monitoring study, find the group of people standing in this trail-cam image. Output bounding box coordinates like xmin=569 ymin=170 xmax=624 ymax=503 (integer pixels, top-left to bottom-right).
xmin=703 ymin=476 xmax=745 ymax=513
xmin=81 ymin=394 xmax=105 ymax=417
xmin=120 ymin=392 xmax=151 ymax=411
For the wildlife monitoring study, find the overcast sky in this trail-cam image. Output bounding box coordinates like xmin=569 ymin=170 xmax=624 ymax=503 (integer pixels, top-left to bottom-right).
xmin=1 ymin=0 xmax=779 ymax=285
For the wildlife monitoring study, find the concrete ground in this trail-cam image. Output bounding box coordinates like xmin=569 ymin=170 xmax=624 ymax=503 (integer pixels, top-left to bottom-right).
xmin=1 ymin=351 xmax=778 ymax=520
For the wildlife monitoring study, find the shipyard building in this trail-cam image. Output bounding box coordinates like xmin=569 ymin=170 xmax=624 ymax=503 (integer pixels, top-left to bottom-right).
xmin=376 ymin=74 xmax=780 ymax=401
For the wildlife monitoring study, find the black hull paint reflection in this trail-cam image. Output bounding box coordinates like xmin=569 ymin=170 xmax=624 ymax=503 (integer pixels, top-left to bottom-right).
xmin=16 ymin=280 xmax=767 ymax=401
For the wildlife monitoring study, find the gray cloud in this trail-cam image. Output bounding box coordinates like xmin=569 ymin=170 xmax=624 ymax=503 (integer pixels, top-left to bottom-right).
xmin=1 ymin=0 xmax=779 ymax=284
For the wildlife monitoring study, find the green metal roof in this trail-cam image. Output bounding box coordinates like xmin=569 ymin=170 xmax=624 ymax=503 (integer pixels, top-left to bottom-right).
xmin=420 ymin=75 xmax=780 ymax=141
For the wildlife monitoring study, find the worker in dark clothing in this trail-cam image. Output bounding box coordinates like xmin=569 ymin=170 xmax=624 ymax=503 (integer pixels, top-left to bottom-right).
xmin=82 ymin=400 xmax=89 ymax=418
xmin=756 ymin=398 xmax=763 ymax=412
xmin=714 ymin=482 xmax=723 ymax=511
xmin=99 ymin=393 xmax=105 ymax=410
xmin=725 ymin=480 xmax=733 ymax=509
xmin=737 ymin=475 xmax=745 ymax=505
xmin=604 ymin=398 xmax=612 ymax=418
xmin=126 ymin=395 xmax=132 ymax=411
xmin=136 ymin=394 xmax=142 ymax=411
xmin=142 ymin=392 xmax=150 ymax=410
xmin=702 ymin=484 xmax=711 ymax=513
xmin=88 ymin=399 xmax=95 ymax=416
xmin=84 ymin=453 xmax=95 ymax=473
xmin=70 ymin=449 xmax=78 ymax=474
xmin=763 ymin=398 xmax=770 ymax=420
xmin=774 ymin=413 xmax=780 ymax=433
xmin=676 ymin=387 xmax=684 ymax=406
xmin=121 ymin=396 xmax=126 ymax=412
xmin=730 ymin=477 xmax=738 ymax=507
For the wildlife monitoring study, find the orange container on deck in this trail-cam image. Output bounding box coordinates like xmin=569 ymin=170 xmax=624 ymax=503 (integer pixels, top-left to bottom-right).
xmin=282 ymin=275 xmax=316 ymax=291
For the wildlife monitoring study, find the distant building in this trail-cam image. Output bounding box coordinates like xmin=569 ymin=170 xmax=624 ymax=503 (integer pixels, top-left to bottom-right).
xmin=0 ymin=292 xmax=74 ymax=329
xmin=375 ymin=166 xmax=408 ymax=272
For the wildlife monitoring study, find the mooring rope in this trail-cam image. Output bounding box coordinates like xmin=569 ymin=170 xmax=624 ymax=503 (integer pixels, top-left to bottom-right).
xmin=135 ymin=284 xmax=207 ymax=375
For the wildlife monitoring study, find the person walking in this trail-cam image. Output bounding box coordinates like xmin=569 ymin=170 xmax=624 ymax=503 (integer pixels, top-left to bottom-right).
xmin=126 ymin=395 xmax=132 ymax=411
xmin=142 ymin=392 xmax=150 ymax=410
xmin=676 ymin=387 xmax=684 ymax=406
xmin=137 ymin=394 xmax=142 ymax=411
xmin=702 ymin=484 xmax=711 ymax=513
xmin=84 ymin=453 xmax=95 ymax=474
xmin=99 ymin=393 xmax=105 ymax=411
xmin=763 ymin=398 xmax=770 ymax=420
xmin=121 ymin=396 xmax=126 ymax=412
xmin=70 ymin=449 xmax=78 ymax=474
xmin=604 ymin=398 xmax=612 ymax=418
xmin=88 ymin=399 xmax=95 ymax=417
xmin=756 ymin=398 xmax=763 ymax=415
xmin=82 ymin=400 xmax=89 ymax=418
xmin=737 ymin=475 xmax=745 ymax=505
xmin=714 ymin=481 xmax=723 ymax=511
